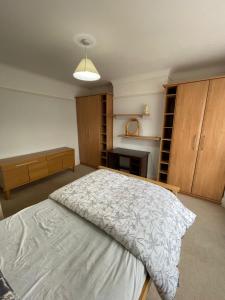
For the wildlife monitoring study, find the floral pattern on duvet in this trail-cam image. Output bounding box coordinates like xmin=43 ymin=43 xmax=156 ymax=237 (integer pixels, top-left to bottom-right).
xmin=50 ymin=169 xmax=196 ymax=300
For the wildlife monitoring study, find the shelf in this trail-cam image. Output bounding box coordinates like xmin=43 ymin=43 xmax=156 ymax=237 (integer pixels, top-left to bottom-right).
xmin=118 ymin=135 xmax=161 ymax=141
xmin=159 ymin=170 xmax=168 ymax=175
xmin=164 ymin=113 xmax=174 ymax=115
xmin=160 ymin=160 xmax=169 ymax=164
xmin=162 ymin=150 xmax=170 ymax=153
xmin=119 ymin=168 xmax=130 ymax=173
xmin=162 ymin=138 xmax=171 ymax=141
xmin=113 ymin=113 xmax=150 ymax=118
xmin=166 ymin=94 xmax=176 ymax=97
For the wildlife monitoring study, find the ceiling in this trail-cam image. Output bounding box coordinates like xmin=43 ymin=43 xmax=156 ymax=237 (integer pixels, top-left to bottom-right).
xmin=1 ymin=0 xmax=225 ymax=87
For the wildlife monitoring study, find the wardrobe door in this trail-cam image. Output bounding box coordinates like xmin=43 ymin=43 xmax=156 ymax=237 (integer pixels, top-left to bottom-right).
xmin=168 ymin=81 xmax=209 ymax=193
xmin=76 ymin=95 xmax=101 ymax=168
xmin=192 ymin=78 xmax=225 ymax=202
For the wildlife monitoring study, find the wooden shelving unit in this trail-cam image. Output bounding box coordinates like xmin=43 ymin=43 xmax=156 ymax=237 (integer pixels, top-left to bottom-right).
xmin=118 ymin=134 xmax=161 ymax=141
xmin=157 ymin=85 xmax=177 ymax=183
xmin=100 ymin=94 xmax=113 ymax=167
xmin=113 ymin=113 xmax=150 ymax=118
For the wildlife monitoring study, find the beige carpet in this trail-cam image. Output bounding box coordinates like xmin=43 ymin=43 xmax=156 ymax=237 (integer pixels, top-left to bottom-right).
xmin=148 ymin=194 xmax=225 ymax=300
xmin=0 ymin=164 xmax=94 ymax=218
xmin=0 ymin=164 xmax=225 ymax=300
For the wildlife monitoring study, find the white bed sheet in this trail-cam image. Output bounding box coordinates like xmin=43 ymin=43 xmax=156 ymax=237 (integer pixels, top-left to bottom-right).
xmin=0 ymin=199 xmax=146 ymax=300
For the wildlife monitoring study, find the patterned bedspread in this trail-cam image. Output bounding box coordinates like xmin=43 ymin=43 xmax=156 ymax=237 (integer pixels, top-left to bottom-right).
xmin=50 ymin=169 xmax=196 ymax=300
xmin=0 ymin=270 xmax=16 ymax=300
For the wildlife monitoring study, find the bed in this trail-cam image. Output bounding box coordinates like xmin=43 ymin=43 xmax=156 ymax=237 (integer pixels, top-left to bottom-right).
xmin=0 ymin=167 xmax=196 ymax=300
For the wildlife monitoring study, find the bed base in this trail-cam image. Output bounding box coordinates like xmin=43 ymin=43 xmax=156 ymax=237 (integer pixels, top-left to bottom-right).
xmin=139 ymin=276 xmax=152 ymax=300
xmin=98 ymin=166 xmax=180 ymax=195
xmin=99 ymin=166 xmax=180 ymax=299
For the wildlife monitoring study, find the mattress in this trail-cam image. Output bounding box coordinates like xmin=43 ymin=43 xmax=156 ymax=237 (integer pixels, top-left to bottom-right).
xmin=0 ymin=199 xmax=146 ymax=300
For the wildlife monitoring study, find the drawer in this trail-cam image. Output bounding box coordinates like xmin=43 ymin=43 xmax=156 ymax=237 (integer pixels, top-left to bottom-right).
xmin=46 ymin=149 xmax=74 ymax=161
xmin=63 ymin=153 xmax=74 ymax=170
xmin=3 ymin=165 xmax=29 ymax=189
xmin=0 ymin=156 xmax=45 ymax=171
xmin=29 ymin=161 xmax=48 ymax=182
xmin=47 ymin=157 xmax=63 ymax=175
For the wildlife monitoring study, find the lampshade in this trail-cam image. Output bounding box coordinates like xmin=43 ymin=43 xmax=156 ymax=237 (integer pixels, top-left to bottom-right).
xmin=73 ymin=57 xmax=100 ymax=81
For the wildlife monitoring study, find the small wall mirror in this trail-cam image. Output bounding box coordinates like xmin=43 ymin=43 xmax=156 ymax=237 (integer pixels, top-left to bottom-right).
xmin=125 ymin=118 xmax=140 ymax=136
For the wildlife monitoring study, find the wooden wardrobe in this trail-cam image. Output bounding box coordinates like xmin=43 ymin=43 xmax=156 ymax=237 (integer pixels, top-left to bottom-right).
xmin=76 ymin=93 xmax=113 ymax=168
xmin=158 ymin=77 xmax=225 ymax=203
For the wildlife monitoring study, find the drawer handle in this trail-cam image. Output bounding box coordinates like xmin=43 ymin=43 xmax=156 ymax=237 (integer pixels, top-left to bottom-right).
xmin=16 ymin=160 xmax=38 ymax=167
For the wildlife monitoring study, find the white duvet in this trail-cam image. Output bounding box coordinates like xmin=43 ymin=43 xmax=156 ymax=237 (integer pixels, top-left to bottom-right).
xmin=0 ymin=199 xmax=146 ymax=300
xmin=50 ymin=169 xmax=196 ymax=300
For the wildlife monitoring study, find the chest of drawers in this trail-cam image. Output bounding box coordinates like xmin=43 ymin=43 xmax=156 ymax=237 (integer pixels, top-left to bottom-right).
xmin=0 ymin=147 xmax=75 ymax=200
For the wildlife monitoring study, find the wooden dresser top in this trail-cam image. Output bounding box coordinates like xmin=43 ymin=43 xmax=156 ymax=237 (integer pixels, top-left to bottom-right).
xmin=0 ymin=147 xmax=74 ymax=167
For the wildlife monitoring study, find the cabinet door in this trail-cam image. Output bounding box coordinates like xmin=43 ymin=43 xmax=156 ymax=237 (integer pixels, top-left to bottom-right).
xmin=47 ymin=157 xmax=63 ymax=175
xmin=63 ymin=152 xmax=74 ymax=170
xmin=29 ymin=161 xmax=48 ymax=182
xmin=4 ymin=165 xmax=29 ymax=189
xmin=168 ymin=81 xmax=209 ymax=193
xmin=76 ymin=96 xmax=101 ymax=168
xmin=192 ymin=78 xmax=225 ymax=202
xmin=106 ymin=94 xmax=113 ymax=150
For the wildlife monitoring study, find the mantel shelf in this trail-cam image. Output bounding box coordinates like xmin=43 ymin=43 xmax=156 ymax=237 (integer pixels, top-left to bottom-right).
xmin=113 ymin=113 xmax=150 ymax=118
xmin=118 ymin=134 xmax=161 ymax=141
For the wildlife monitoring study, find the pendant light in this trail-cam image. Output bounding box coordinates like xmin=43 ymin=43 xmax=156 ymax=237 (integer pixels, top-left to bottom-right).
xmin=73 ymin=38 xmax=100 ymax=81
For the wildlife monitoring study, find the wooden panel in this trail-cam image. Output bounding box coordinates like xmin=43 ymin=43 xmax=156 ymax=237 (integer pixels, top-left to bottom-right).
xmin=192 ymin=78 xmax=225 ymax=202
xmin=106 ymin=94 xmax=113 ymax=150
xmin=63 ymin=153 xmax=74 ymax=170
xmin=76 ymin=95 xmax=101 ymax=168
xmin=168 ymin=81 xmax=209 ymax=193
xmin=3 ymin=165 xmax=29 ymax=189
xmin=47 ymin=157 xmax=63 ymax=175
xmin=29 ymin=161 xmax=48 ymax=182
xmin=118 ymin=135 xmax=161 ymax=141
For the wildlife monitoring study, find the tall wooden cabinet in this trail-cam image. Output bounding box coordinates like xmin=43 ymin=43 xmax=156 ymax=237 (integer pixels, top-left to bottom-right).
xmin=192 ymin=79 xmax=225 ymax=201
xmin=158 ymin=77 xmax=225 ymax=203
xmin=76 ymin=94 xmax=113 ymax=168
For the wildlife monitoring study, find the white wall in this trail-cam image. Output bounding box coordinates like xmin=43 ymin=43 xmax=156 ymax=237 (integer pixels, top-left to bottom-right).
xmin=0 ymin=63 xmax=89 ymax=164
xmin=169 ymin=65 xmax=225 ymax=83
xmin=89 ymin=83 xmax=113 ymax=95
xmin=112 ymin=70 xmax=170 ymax=179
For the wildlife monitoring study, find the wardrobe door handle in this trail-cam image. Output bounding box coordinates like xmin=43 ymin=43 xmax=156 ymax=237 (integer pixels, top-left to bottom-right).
xmin=192 ymin=134 xmax=197 ymax=151
xmin=200 ymin=135 xmax=205 ymax=151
